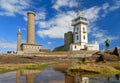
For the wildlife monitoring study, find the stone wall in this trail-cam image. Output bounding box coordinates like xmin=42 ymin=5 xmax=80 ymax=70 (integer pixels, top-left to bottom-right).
xmin=21 ymin=43 xmax=42 ymax=54
xmin=53 ymin=31 xmax=73 ymax=51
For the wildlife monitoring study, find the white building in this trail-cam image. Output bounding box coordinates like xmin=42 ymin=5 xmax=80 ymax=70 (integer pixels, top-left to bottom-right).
xmin=70 ymin=14 xmax=99 ymax=51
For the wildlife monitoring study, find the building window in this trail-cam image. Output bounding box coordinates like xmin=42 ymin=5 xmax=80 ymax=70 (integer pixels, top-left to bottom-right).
xmin=77 ymin=27 xmax=79 ymax=31
xmin=76 ymin=35 xmax=79 ymax=40
xmin=83 ymin=27 xmax=85 ymax=31
xmin=83 ymin=35 xmax=85 ymax=40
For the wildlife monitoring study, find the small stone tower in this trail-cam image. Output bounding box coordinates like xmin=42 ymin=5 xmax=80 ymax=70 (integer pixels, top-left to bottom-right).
xmin=72 ymin=14 xmax=88 ymax=49
xmin=17 ymin=29 xmax=21 ymax=51
xmin=64 ymin=31 xmax=73 ymax=50
xmin=27 ymin=11 xmax=35 ymax=44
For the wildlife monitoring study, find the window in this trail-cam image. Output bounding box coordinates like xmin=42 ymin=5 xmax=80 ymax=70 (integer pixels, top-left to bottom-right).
xmin=83 ymin=35 xmax=85 ymax=40
xmin=76 ymin=35 xmax=79 ymax=40
xmin=77 ymin=27 xmax=79 ymax=31
xmin=83 ymin=27 xmax=85 ymax=31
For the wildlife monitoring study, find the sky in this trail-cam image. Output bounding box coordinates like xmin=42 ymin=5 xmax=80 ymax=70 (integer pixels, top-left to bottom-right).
xmin=0 ymin=0 xmax=120 ymax=52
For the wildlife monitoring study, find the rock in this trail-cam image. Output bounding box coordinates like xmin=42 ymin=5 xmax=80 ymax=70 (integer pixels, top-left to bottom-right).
xmin=96 ymin=53 xmax=119 ymax=62
xmin=113 ymin=47 xmax=120 ymax=57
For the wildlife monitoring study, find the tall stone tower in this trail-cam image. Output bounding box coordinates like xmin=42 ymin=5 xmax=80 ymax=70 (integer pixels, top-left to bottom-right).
xmin=27 ymin=11 xmax=35 ymax=44
xmin=17 ymin=29 xmax=21 ymax=51
xmin=72 ymin=14 xmax=88 ymax=49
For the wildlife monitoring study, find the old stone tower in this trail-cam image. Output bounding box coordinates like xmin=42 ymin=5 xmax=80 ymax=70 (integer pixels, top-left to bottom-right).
xmin=17 ymin=29 xmax=21 ymax=51
xmin=27 ymin=11 xmax=35 ymax=44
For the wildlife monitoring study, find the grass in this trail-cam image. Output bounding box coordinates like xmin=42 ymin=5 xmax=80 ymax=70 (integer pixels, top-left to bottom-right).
xmin=0 ymin=68 xmax=12 ymax=73
xmin=24 ymin=64 xmax=49 ymax=70
xmin=67 ymin=62 xmax=120 ymax=75
xmin=97 ymin=61 xmax=120 ymax=68
xmin=0 ymin=64 xmax=49 ymax=73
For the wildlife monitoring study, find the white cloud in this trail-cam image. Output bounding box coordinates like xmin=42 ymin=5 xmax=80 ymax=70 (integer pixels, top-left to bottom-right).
xmin=0 ymin=0 xmax=30 ymax=16
xmin=101 ymin=1 xmax=120 ymax=17
xmin=35 ymin=11 xmax=46 ymax=21
xmin=48 ymin=42 xmax=52 ymax=45
xmin=83 ymin=6 xmax=101 ymax=22
xmin=0 ymin=41 xmax=16 ymax=50
xmin=37 ymin=11 xmax=75 ymax=38
xmin=52 ymin=0 xmax=77 ymax=10
xmin=89 ymin=25 xmax=118 ymax=44
xmin=109 ymin=0 xmax=120 ymax=11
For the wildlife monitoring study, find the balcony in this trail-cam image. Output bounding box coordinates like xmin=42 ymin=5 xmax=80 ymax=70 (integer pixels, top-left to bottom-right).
xmin=72 ymin=16 xmax=88 ymax=26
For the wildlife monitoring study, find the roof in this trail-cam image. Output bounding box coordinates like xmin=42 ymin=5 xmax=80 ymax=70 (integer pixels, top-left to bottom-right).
xmin=21 ymin=43 xmax=42 ymax=46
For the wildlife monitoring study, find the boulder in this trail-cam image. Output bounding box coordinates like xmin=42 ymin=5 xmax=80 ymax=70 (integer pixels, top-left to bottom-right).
xmin=113 ymin=47 xmax=120 ymax=57
xmin=96 ymin=53 xmax=119 ymax=62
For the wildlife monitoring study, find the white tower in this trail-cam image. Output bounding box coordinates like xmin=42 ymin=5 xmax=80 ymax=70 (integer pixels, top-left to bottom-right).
xmin=17 ymin=29 xmax=21 ymax=51
xmin=72 ymin=14 xmax=88 ymax=49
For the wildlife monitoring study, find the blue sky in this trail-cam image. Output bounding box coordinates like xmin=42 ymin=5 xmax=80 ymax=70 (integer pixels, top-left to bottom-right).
xmin=0 ymin=0 xmax=120 ymax=52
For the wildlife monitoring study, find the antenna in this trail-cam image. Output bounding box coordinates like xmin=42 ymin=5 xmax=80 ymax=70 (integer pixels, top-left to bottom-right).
xmin=76 ymin=0 xmax=80 ymax=16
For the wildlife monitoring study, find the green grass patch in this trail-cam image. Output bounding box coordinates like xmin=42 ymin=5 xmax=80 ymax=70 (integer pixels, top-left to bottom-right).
xmin=24 ymin=64 xmax=49 ymax=70
xmin=0 ymin=68 xmax=13 ymax=73
xmin=0 ymin=64 xmax=49 ymax=73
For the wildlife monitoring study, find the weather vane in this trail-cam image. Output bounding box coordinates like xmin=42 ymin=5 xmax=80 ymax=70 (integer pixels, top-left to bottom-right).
xmin=76 ymin=0 xmax=80 ymax=16
xmin=76 ymin=0 xmax=85 ymax=16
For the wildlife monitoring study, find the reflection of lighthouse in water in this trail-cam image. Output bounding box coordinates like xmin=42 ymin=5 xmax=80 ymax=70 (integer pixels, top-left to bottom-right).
xmin=16 ymin=70 xmax=41 ymax=83
xmin=65 ymin=74 xmax=89 ymax=83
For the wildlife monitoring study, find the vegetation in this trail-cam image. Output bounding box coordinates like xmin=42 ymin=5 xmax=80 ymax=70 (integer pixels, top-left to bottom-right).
xmin=0 ymin=64 xmax=49 ymax=73
xmin=67 ymin=63 xmax=120 ymax=75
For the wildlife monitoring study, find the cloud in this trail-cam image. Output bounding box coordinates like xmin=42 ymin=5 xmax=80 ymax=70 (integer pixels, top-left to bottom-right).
xmin=37 ymin=11 xmax=75 ymax=38
xmin=109 ymin=0 xmax=120 ymax=11
xmin=48 ymin=42 xmax=52 ymax=45
xmin=0 ymin=41 xmax=16 ymax=50
xmin=83 ymin=6 xmax=101 ymax=22
xmin=100 ymin=1 xmax=120 ymax=17
xmin=52 ymin=0 xmax=77 ymax=10
xmin=89 ymin=25 xmax=118 ymax=44
xmin=0 ymin=0 xmax=30 ymax=16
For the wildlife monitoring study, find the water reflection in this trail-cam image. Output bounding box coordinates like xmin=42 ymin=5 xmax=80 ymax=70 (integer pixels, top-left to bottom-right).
xmin=65 ymin=75 xmax=89 ymax=83
xmin=115 ymin=74 xmax=120 ymax=80
xmin=0 ymin=68 xmax=120 ymax=83
xmin=16 ymin=70 xmax=40 ymax=83
xmin=15 ymin=69 xmax=90 ymax=83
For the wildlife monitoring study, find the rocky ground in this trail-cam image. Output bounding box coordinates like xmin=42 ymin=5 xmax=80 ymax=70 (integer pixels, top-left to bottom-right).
xmin=0 ymin=47 xmax=120 ymax=74
xmin=0 ymin=47 xmax=120 ymax=64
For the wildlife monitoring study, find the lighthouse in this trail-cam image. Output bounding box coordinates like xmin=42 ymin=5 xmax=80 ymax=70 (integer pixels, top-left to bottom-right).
xmin=27 ymin=11 xmax=35 ymax=44
xmin=72 ymin=14 xmax=88 ymax=49
xmin=17 ymin=29 xmax=21 ymax=51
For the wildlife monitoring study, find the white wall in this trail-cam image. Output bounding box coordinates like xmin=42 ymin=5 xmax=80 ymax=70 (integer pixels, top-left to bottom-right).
xmin=70 ymin=44 xmax=81 ymax=51
xmin=87 ymin=43 xmax=99 ymax=51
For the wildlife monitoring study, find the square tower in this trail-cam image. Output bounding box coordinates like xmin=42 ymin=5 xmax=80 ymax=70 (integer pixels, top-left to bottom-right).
xmin=72 ymin=14 xmax=88 ymax=49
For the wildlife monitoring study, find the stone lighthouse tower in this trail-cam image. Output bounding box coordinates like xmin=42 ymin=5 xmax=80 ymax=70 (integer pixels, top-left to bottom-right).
xmin=27 ymin=11 xmax=35 ymax=44
xmin=17 ymin=29 xmax=21 ymax=51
